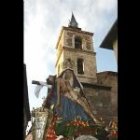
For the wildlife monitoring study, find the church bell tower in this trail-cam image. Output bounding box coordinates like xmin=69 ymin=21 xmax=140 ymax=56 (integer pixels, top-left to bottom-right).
xmin=55 ymin=13 xmax=97 ymax=84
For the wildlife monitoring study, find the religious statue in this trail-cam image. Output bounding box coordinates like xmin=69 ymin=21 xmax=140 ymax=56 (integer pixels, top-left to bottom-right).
xmin=43 ymin=68 xmax=100 ymax=124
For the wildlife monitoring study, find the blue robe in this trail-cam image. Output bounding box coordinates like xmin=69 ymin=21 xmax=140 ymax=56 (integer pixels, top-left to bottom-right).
xmin=49 ymin=82 xmax=92 ymax=122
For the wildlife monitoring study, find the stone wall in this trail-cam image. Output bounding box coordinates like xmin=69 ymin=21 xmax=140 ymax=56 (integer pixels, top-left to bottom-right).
xmin=82 ymin=84 xmax=113 ymax=124
xmin=97 ymin=72 xmax=117 ymax=116
xmin=63 ymin=48 xmax=97 ymax=83
xmin=97 ymin=72 xmax=118 ymax=122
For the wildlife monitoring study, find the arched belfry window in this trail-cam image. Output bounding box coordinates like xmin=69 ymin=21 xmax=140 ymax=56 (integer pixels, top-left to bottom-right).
xmin=77 ymin=58 xmax=84 ymax=74
xmin=75 ymin=36 xmax=82 ymax=49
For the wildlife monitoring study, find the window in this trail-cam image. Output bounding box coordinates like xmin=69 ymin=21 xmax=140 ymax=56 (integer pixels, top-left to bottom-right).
xmin=75 ymin=36 xmax=82 ymax=49
xmin=77 ymin=58 xmax=84 ymax=74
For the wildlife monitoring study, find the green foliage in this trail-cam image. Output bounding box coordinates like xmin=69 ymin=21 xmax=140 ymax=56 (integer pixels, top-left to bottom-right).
xmin=55 ymin=122 xmax=100 ymax=138
xmin=55 ymin=122 xmax=66 ymax=136
xmin=55 ymin=122 xmax=78 ymax=137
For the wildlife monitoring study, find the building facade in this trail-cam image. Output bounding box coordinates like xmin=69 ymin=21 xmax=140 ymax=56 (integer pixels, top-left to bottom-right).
xmin=100 ymin=20 xmax=118 ymax=62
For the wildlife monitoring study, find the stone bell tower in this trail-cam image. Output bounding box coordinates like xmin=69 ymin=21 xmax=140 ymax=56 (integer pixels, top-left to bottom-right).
xmin=55 ymin=13 xmax=118 ymax=124
xmin=55 ymin=13 xmax=97 ymax=84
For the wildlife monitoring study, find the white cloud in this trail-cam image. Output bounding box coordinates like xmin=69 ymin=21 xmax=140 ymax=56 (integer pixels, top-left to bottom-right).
xmin=24 ymin=0 xmax=117 ymax=110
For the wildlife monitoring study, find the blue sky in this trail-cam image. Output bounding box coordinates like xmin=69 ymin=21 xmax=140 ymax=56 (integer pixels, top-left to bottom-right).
xmin=24 ymin=0 xmax=117 ymax=110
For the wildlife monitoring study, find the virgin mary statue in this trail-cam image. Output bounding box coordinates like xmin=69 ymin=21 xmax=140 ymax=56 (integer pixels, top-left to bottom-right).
xmin=43 ymin=68 xmax=100 ymax=124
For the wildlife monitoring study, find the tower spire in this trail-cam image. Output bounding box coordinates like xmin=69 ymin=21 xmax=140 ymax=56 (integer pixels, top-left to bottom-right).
xmin=68 ymin=12 xmax=78 ymax=28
